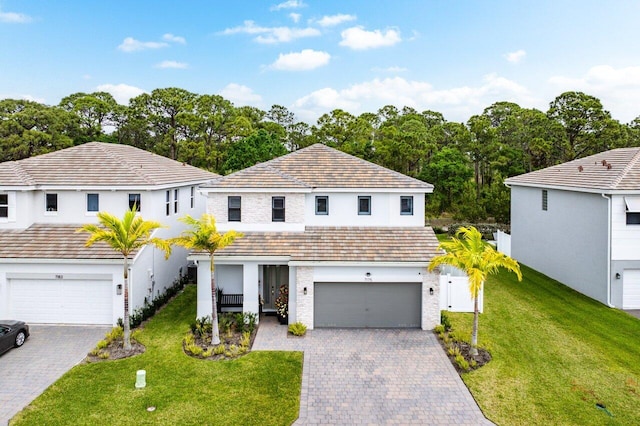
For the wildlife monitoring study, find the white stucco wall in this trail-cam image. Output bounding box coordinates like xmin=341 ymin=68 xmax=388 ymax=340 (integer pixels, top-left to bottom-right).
xmin=611 ymin=195 xmax=640 ymax=260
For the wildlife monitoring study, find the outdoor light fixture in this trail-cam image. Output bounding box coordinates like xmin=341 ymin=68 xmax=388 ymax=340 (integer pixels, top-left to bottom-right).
xmin=616 ymin=273 xmax=621 ymax=280
xmin=116 ymin=284 xmax=123 ymax=295
xmin=429 ymin=287 xmax=434 ymax=295
xmin=304 ymin=287 xmax=308 ymax=295
xmin=365 ymin=272 xmax=371 ymax=277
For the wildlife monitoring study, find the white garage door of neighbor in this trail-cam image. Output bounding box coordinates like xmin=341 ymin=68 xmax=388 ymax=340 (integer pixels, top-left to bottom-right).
xmin=8 ymin=278 xmax=113 ymax=324
xmin=623 ymin=269 xmax=640 ymax=309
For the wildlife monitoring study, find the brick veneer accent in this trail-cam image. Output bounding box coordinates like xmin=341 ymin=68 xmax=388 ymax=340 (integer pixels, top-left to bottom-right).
xmin=207 ymin=193 xmax=304 ymax=224
xmin=295 ymin=266 xmax=314 ymax=329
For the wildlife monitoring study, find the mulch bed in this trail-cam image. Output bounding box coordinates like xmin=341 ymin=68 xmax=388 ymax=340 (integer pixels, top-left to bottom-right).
xmin=85 ymin=340 xmax=146 ymax=363
xmin=436 ymin=332 xmax=492 ymax=373
xmin=185 ymin=326 xmax=258 ymax=361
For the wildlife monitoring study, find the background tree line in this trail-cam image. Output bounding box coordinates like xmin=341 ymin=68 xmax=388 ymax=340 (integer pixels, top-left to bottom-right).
xmin=2 ymin=88 xmax=640 ymax=223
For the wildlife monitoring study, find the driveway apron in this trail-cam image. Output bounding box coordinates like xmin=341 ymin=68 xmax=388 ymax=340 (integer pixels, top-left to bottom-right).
xmin=254 ymin=317 xmax=492 ymax=425
xmin=0 ymin=325 xmax=109 ymax=426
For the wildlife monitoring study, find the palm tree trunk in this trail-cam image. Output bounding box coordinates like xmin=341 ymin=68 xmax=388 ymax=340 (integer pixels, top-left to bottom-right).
xmin=123 ymin=257 xmax=132 ymax=351
xmin=471 ymin=292 xmax=479 ymax=357
xmin=210 ymin=256 xmax=221 ymax=345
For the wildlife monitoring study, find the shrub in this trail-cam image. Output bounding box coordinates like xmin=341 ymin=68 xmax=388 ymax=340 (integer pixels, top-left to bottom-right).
xmin=243 ymin=312 xmax=258 ymax=334
xmin=440 ymin=311 xmax=452 ymax=331
xmin=194 ymin=316 xmax=212 ymax=337
xmin=89 ymin=348 xmax=101 ymax=356
xmin=288 ymin=322 xmax=307 ymax=336
xmin=450 ymin=330 xmax=471 ymax=344
xmin=213 ymin=344 xmax=225 ymax=355
xmin=105 ymin=327 xmax=123 ymax=343
xmin=448 ymin=346 xmax=462 ymax=357
xmin=240 ymin=331 xmax=251 ymax=348
xmin=203 ymin=347 xmax=214 ymax=357
xmin=434 ymin=324 xmax=445 ymax=335
xmin=98 ymin=351 xmax=110 ymax=359
xmin=455 ymin=354 xmax=470 ymax=371
xmin=96 ymin=340 xmax=109 ymax=350
xmin=130 ymin=329 xmax=142 ymax=342
xmin=183 ymin=333 xmax=195 ymax=346
xmin=218 ymin=314 xmax=233 ymax=338
xmin=185 ymin=343 xmax=204 ymax=356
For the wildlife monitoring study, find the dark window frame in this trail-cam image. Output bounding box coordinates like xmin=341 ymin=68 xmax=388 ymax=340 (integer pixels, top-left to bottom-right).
xmin=272 ymin=196 xmax=285 ymax=222
xmin=174 ymin=189 xmax=179 ymax=214
xmin=46 ymin=193 xmax=58 ymax=212
xmin=228 ymin=196 xmax=241 ymax=222
xmin=400 ymin=196 xmax=413 ymax=215
xmin=315 ymin=196 xmax=329 ymax=215
xmin=87 ymin=193 xmax=99 ymax=212
xmin=129 ymin=193 xmax=141 ymax=211
xmin=627 ymin=212 xmax=640 ymax=225
xmin=0 ymin=193 xmax=8 ymax=218
xmin=358 ymin=196 xmax=371 ymax=215
xmin=165 ymin=190 xmax=170 ymax=216
xmin=542 ymin=190 xmax=548 ymax=211
xmin=190 ymin=186 xmax=195 ymax=209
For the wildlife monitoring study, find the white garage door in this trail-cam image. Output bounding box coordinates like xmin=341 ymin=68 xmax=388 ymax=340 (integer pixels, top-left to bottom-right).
xmin=623 ymin=270 xmax=640 ymax=309
xmin=7 ymin=278 xmax=113 ymax=324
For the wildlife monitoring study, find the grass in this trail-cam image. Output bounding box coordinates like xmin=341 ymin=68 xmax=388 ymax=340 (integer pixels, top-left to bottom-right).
xmin=11 ymin=285 xmax=302 ymax=426
xmin=448 ymin=265 xmax=640 ymax=425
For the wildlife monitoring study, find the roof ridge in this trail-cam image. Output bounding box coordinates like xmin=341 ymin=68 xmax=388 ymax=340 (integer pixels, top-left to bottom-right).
xmin=612 ymin=147 xmax=640 ymax=189
xmin=93 ymin=142 xmax=155 ymax=185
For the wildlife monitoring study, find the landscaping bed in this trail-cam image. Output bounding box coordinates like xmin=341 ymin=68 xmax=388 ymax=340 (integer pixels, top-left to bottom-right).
xmin=183 ymin=313 xmax=258 ymax=360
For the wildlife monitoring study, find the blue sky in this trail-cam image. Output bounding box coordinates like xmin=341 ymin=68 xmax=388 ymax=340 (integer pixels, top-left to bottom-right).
xmin=2 ymin=0 xmax=640 ymax=124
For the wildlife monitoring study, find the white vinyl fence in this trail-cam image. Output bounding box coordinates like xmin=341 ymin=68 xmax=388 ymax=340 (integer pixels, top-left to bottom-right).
xmin=439 ymin=265 xmax=483 ymax=313
xmin=496 ymin=230 xmax=511 ymax=256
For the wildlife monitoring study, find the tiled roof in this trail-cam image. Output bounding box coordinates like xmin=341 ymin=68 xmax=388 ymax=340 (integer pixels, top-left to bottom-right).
xmin=204 ymin=144 xmax=433 ymax=191
xmin=0 ymin=224 xmax=130 ymax=260
xmin=505 ymin=148 xmax=640 ymax=191
xmin=206 ymin=227 xmax=439 ymax=263
xmin=0 ymin=142 xmax=219 ymax=187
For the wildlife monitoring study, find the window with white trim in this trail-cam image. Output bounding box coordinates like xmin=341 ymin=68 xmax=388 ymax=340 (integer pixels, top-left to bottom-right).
xmin=174 ymin=189 xmax=179 ymax=214
xmin=46 ymin=193 xmax=58 ymax=212
xmin=625 ymin=197 xmax=640 ymax=224
xmin=87 ymin=193 xmax=99 ymax=212
xmin=228 ymin=196 xmax=241 ymax=222
xmin=0 ymin=193 xmax=7 ymax=218
xmin=129 ymin=193 xmax=141 ymax=211
xmin=272 ymin=197 xmax=285 ymax=222
xmin=358 ymin=196 xmax=371 ymax=215
xmin=165 ymin=190 xmax=171 ymax=216
xmin=400 ymin=196 xmax=413 ymax=215
xmin=315 ymin=196 xmax=328 ymax=215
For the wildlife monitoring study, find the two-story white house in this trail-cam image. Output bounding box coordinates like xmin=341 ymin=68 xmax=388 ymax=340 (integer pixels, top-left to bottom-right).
xmin=0 ymin=142 xmax=218 ymax=325
xmin=192 ymin=144 xmax=441 ymax=330
xmin=505 ymin=147 xmax=640 ymax=310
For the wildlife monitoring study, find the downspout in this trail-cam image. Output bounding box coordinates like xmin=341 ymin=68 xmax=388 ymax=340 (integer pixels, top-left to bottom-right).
xmin=601 ymin=193 xmax=615 ymax=307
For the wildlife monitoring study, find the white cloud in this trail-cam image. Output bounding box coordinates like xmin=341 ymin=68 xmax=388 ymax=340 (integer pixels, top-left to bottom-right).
xmin=219 ymin=83 xmax=263 ymax=106
xmin=162 ymin=33 xmax=186 ymax=44
xmin=339 ymin=26 xmax=401 ymax=50
xmin=96 ymin=83 xmax=146 ymax=104
xmin=82 ymin=74 xmax=92 ymax=80
xmin=371 ymin=66 xmax=407 ymax=73
xmin=292 ymin=74 xmax=538 ymax=123
xmin=316 ymin=14 xmax=356 ymax=27
xmin=289 ymin=13 xmax=301 ymax=23
xmin=0 ymin=10 xmax=32 ymax=23
xmin=549 ymin=65 xmax=640 ymax=122
xmin=271 ymin=49 xmax=330 ymax=71
xmin=504 ymin=49 xmax=526 ymax=63
xmin=118 ymin=37 xmax=169 ymax=52
xmin=155 ymin=60 xmax=188 ymax=69
xmin=221 ymin=20 xmax=320 ymax=44
xmin=271 ymin=0 xmax=306 ymax=11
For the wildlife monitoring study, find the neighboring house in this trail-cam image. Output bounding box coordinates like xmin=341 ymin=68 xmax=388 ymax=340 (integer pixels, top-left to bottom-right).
xmin=0 ymin=142 xmax=218 ymax=325
xmin=505 ymin=147 xmax=640 ymax=310
xmin=192 ymin=143 xmax=441 ymax=330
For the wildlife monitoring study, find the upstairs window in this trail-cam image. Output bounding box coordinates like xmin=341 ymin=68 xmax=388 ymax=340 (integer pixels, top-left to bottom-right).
xmin=542 ymin=190 xmax=548 ymax=211
xmin=272 ymin=197 xmax=285 ymax=222
xmin=358 ymin=196 xmax=371 ymax=215
xmin=165 ymin=191 xmax=171 ymax=216
xmin=315 ymin=196 xmax=328 ymax=215
xmin=0 ymin=194 xmax=7 ymax=218
xmin=228 ymin=196 xmax=241 ymax=222
xmin=129 ymin=193 xmax=141 ymax=211
xmin=190 ymin=187 xmax=195 ymax=209
xmin=625 ymin=197 xmax=640 ymax=225
xmin=400 ymin=196 xmax=413 ymax=215
xmin=87 ymin=193 xmax=99 ymax=212
xmin=174 ymin=189 xmax=179 ymax=214
xmin=46 ymin=193 xmax=58 ymax=212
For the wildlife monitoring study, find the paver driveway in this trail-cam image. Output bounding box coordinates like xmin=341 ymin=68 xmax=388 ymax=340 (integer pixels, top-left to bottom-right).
xmin=254 ymin=317 xmax=492 ymax=425
xmin=0 ymin=325 xmax=109 ymax=426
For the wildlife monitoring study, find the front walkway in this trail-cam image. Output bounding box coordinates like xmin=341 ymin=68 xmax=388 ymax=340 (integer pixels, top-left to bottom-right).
xmin=253 ymin=316 xmax=493 ymax=425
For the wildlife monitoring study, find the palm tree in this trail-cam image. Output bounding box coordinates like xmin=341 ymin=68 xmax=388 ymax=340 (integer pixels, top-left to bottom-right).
xmin=428 ymin=226 xmax=522 ymax=356
xmin=77 ymin=207 xmax=171 ymax=351
xmin=171 ymin=214 xmax=242 ymax=345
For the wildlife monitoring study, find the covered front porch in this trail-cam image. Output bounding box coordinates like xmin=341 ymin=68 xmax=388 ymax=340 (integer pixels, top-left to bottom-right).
xmin=192 ymin=257 xmax=295 ymax=322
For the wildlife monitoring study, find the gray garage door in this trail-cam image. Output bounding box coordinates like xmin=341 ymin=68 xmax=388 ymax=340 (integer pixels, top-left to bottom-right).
xmin=314 ymin=282 xmax=421 ymax=328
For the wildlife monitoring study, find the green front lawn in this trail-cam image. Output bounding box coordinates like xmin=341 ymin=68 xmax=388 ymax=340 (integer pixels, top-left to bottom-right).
xmin=11 ymin=285 xmax=302 ymax=426
xmin=449 ymin=265 xmax=640 ymax=425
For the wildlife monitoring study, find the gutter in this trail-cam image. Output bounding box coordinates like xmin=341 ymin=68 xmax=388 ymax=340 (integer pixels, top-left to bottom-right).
xmin=601 ymin=193 xmax=615 ymax=307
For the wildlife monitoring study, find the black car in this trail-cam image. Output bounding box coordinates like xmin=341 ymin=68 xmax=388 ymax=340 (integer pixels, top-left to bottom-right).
xmin=0 ymin=320 xmax=29 ymax=355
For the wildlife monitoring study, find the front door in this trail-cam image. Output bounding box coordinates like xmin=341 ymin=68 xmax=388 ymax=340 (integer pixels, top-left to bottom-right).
xmin=262 ymin=265 xmax=289 ymax=311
